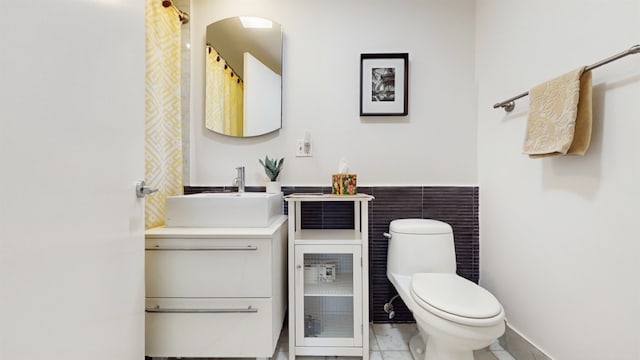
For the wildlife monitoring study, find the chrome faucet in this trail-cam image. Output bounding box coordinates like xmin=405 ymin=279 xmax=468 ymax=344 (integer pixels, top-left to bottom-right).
xmin=233 ymin=166 xmax=245 ymax=192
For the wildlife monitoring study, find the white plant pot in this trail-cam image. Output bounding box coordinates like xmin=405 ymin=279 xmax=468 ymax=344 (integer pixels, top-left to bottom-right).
xmin=266 ymin=181 xmax=281 ymax=194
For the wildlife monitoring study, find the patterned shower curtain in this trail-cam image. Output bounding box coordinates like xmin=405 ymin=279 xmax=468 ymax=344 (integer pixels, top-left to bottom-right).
xmin=145 ymin=0 xmax=183 ymax=229
xmin=205 ymin=47 xmax=244 ymax=136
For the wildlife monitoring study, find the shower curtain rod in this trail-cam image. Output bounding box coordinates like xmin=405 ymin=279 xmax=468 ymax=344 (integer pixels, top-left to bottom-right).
xmin=493 ymin=44 xmax=640 ymax=112
xmin=162 ymin=0 xmax=189 ymax=24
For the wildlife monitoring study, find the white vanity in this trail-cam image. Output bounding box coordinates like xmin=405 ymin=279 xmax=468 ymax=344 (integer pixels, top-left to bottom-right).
xmin=144 ymin=192 xmax=287 ymax=359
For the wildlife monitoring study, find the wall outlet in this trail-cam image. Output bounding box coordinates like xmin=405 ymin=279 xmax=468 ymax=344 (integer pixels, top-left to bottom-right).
xmin=296 ymin=139 xmax=312 ymax=157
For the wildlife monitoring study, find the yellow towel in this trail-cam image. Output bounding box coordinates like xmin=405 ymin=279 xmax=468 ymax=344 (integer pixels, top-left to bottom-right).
xmin=523 ymin=67 xmax=592 ymax=158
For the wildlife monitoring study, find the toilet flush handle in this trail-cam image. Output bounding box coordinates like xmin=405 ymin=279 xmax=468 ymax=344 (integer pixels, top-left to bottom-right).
xmin=383 ymin=232 xmax=392 ymax=240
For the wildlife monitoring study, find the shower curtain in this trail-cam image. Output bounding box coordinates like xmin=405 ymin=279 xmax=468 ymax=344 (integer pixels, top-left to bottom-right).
xmin=205 ymin=47 xmax=244 ymax=136
xmin=145 ymin=0 xmax=183 ymax=229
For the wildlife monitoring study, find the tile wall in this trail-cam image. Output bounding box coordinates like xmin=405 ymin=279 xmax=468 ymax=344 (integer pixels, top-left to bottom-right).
xmin=184 ymin=185 xmax=479 ymax=323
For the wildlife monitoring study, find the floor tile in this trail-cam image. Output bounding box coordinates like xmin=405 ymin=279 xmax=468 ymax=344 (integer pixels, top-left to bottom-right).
xmin=486 ymin=339 xmax=515 ymax=360
xmin=272 ymin=351 xmax=289 ymax=360
xmin=473 ymin=349 xmax=498 ymax=360
xmin=371 ymin=323 xmax=417 ymax=351
xmin=369 ymin=325 xmax=380 ymax=351
xmin=489 ymin=340 xmax=503 ymax=352
xmin=267 ymin=321 xmax=513 ymax=360
xmin=492 ymin=350 xmax=516 ymax=360
xmin=381 ymin=350 xmax=414 ymax=360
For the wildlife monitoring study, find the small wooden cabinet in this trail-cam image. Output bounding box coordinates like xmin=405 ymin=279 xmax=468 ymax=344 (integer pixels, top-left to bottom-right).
xmin=285 ymin=194 xmax=373 ymax=359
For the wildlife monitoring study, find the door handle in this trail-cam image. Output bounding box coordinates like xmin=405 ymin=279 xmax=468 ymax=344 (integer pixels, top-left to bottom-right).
xmin=136 ymin=180 xmax=158 ymax=198
xmin=145 ymin=305 xmax=258 ymax=314
xmin=147 ymin=245 xmax=258 ymax=251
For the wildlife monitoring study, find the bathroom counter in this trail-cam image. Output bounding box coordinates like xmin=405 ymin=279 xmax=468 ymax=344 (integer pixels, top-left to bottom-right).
xmin=145 ymin=215 xmax=287 ymax=238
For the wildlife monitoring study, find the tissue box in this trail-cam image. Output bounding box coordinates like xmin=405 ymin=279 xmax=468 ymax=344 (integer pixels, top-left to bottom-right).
xmin=331 ymin=174 xmax=357 ymax=195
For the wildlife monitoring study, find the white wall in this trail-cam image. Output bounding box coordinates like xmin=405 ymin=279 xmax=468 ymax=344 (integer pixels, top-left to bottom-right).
xmin=243 ymin=52 xmax=282 ymax=137
xmin=190 ymin=0 xmax=477 ymax=186
xmin=476 ymin=1 xmax=640 ymax=359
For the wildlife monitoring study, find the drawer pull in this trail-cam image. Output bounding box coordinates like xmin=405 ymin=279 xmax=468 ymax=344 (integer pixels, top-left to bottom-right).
xmin=147 ymin=245 xmax=258 ymax=251
xmin=145 ymin=305 xmax=258 ymax=314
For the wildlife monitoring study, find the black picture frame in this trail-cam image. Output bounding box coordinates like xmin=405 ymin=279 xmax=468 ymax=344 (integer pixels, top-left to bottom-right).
xmin=359 ymin=53 xmax=409 ymax=116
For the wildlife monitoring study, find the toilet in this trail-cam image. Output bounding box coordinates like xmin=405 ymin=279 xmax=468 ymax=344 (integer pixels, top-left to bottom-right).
xmin=386 ymin=219 xmax=505 ymax=360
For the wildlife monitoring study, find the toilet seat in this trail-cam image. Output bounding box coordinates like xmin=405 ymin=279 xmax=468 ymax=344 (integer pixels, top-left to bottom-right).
xmin=410 ymin=273 xmax=504 ymax=327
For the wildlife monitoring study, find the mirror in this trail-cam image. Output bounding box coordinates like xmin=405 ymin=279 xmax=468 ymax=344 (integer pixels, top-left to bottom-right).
xmin=205 ymin=16 xmax=282 ymax=137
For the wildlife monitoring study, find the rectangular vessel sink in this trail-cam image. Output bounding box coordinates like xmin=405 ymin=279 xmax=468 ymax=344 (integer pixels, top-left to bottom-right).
xmin=165 ymin=192 xmax=283 ymax=228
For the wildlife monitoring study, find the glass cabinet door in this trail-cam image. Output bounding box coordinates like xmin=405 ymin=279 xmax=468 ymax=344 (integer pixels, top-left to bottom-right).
xmin=294 ymin=244 xmax=362 ymax=347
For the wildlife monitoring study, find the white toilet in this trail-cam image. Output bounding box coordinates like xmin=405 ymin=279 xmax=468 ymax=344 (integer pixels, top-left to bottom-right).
xmin=386 ymin=219 xmax=505 ymax=360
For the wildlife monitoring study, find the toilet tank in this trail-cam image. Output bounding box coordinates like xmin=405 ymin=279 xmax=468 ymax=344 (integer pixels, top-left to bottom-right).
xmin=387 ymin=219 xmax=456 ymax=276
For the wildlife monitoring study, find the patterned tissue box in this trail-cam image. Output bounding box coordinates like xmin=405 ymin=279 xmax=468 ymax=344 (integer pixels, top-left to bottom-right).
xmin=331 ymin=174 xmax=357 ymax=195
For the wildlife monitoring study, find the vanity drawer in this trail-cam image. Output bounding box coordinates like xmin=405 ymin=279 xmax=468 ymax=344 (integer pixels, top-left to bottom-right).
xmin=145 ymin=237 xmax=272 ymax=298
xmin=145 ymin=297 xmax=276 ymax=358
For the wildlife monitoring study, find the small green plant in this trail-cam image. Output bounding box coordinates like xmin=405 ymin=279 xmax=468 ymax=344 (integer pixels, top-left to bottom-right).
xmin=259 ymin=156 xmax=285 ymax=182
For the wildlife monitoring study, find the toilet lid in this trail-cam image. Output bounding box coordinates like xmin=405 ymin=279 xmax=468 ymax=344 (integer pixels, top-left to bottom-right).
xmin=410 ymin=273 xmax=503 ymax=326
xmin=389 ymin=219 xmax=452 ymax=235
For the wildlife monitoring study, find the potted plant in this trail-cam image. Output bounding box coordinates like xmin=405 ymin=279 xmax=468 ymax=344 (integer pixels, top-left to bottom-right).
xmin=259 ymin=155 xmax=284 ymax=193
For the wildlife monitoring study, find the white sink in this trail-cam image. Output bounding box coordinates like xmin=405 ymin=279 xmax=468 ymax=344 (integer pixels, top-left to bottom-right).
xmin=165 ymin=192 xmax=283 ymax=228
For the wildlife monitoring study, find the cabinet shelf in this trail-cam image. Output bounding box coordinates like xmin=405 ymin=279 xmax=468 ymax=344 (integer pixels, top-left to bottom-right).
xmin=295 ymin=229 xmax=362 ymax=242
xmin=304 ymin=277 xmax=353 ymax=297
xmin=305 ymin=313 xmax=354 ymax=338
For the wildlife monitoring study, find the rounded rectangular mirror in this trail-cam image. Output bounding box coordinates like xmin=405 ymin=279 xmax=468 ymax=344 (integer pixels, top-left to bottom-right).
xmin=205 ymin=16 xmax=282 ymax=137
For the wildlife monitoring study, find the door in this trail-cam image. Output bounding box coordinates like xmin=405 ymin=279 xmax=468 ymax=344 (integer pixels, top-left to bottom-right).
xmin=294 ymin=244 xmax=362 ymax=347
xmin=0 ymin=1 xmax=145 ymax=359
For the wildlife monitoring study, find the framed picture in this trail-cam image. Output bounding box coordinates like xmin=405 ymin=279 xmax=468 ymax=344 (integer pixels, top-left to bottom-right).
xmin=360 ymin=53 xmax=408 ymax=116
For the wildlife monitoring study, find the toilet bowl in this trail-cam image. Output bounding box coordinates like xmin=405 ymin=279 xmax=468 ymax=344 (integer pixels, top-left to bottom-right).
xmin=386 ymin=219 xmax=505 ymax=360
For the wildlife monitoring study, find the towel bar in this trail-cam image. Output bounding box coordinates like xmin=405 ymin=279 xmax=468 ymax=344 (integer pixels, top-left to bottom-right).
xmin=494 ymin=44 xmax=640 ymax=112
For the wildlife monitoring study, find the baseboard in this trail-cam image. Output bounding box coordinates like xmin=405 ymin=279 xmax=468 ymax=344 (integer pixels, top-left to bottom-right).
xmin=499 ymin=323 xmax=553 ymax=360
